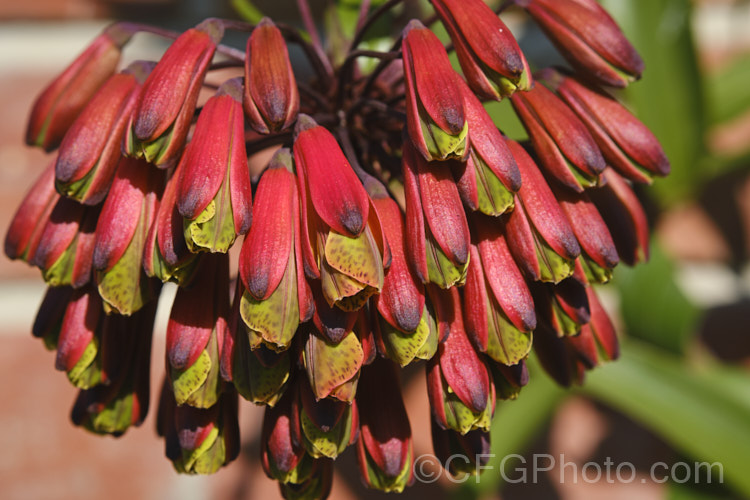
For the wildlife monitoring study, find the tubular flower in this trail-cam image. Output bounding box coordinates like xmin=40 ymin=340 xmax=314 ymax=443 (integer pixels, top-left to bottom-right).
xmin=431 ymin=417 xmax=490 ymax=478
xmin=520 ymin=0 xmax=644 ymax=88
xmin=125 ymin=19 xmax=223 ymax=167
xmin=54 ymin=285 xmax=105 ymax=389
xmin=463 ymin=216 xmax=536 ymax=366
xmin=32 ymin=286 xmax=75 ymax=351
xmin=71 ymin=300 xmax=157 ymax=435
xmin=294 ymin=116 xmax=386 ymax=311
xmin=7 ymin=2 xmax=670 ymax=491
xmin=504 ymin=140 xmax=581 ymax=283
xmin=244 ymin=18 xmax=299 ymax=133
xmin=293 ymin=379 xmax=359 ymax=460
xmin=92 ymin=156 xmax=163 ymax=315
xmin=222 ymin=281 xmax=292 ymax=406
xmin=455 ymin=81 xmax=521 ymax=216
xmin=303 ymin=325 xmax=365 ymax=402
xmin=157 ymin=381 xmax=240 ymax=474
xmin=28 ymin=196 xmax=98 ymax=289
xmin=356 ymin=359 xmax=414 ymax=493
xmin=279 ymin=458 xmax=334 ymax=500
xmin=143 ymin=166 xmax=199 ymax=286
xmin=511 ymin=82 xmax=606 ymax=192
xmin=534 ymin=287 xmax=617 ymax=386
xmin=177 ymin=78 xmax=252 ymax=253
xmin=426 ymin=288 xmax=494 ymax=434
xmin=552 ymin=183 xmax=619 ymax=283
xmin=5 ymin=162 xmax=60 ymax=263
xmin=261 ymin=390 xmax=316 ymax=485
xmin=491 ymin=360 xmax=529 ymax=400
xmin=588 ymin=168 xmax=650 ymax=266
xmin=26 ymin=23 xmax=133 ymax=151
xmin=540 ymin=68 xmax=669 ymax=182
xmin=531 ymin=278 xmax=591 ymax=338
xmin=402 ymin=20 xmax=468 ymax=162
xmin=166 ymin=254 xmax=229 ymax=409
xmin=371 ymin=193 xmax=438 ymax=366
xmin=403 ymin=141 xmax=471 ymax=289
xmin=55 ymin=61 xmax=151 ymax=205
xmin=238 ymin=149 xmax=312 ymax=351
xmin=432 ymin=0 xmax=530 ymax=100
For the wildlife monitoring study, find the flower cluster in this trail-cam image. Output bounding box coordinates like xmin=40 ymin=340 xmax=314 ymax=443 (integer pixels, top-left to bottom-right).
xmin=6 ymin=0 xmax=668 ymax=497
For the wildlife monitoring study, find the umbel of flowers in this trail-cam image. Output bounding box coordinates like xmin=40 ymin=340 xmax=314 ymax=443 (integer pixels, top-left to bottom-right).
xmin=6 ymin=0 xmax=668 ymax=496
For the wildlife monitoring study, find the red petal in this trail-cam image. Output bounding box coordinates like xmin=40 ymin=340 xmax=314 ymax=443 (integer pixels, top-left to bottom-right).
xmin=403 ymin=143 xmax=428 ymax=282
xmin=373 ymin=196 xmax=425 ymax=333
xmin=177 ymin=95 xmax=235 ymax=220
xmin=56 ymin=287 xmax=102 ymax=371
xmin=294 ymin=122 xmax=369 ymax=236
xmin=438 ymin=288 xmax=490 ymax=413
xmin=463 ymin=245 xmax=490 ymax=352
xmin=245 ymin=18 xmax=299 ymax=133
xmin=93 ymin=156 xmax=163 ymax=272
xmin=132 ymin=28 xmax=215 ymax=142
xmin=239 ymin=165 xmax=294 ymax=300
xmin=403 ymin=21 xmax=465 ymax=135
xmin=5 ymin=162 xmax=58 ymax=260
xmin=417 ymin=159 xmax=469 ymax=265
xmin=508 ymin=140 xmax=580 ymax=260
xmin=475 ymin=218 xmax=536 ymax=331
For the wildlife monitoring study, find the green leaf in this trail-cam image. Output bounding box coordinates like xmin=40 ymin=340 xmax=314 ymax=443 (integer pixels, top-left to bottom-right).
xmin=704 ymin=53 xmax=750 ymax=127
xmin=615 ymin=242 xmax=700 ymax=353
xmin=581 ymin=340 xmax=750 ymax=498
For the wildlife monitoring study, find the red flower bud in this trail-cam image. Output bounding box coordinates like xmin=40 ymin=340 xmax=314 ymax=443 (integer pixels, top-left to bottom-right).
xmin=588 ymin=168 xmax=650 ymax=266
xmin=5 ymin=162 xmax=59 ymax=263
xmin=71 ymin=300 xmax=157 ymax=435
xmin=553 ymin=183 xmax=619 ymax=283
xmin=373 ymin=195 xmax=425 ymax=333
xmin=403 ymin=142 xmax=470 ymax=288
xmin=55 ymin=62 xmax=151 ymax=205
xmin=426 ymin=287 xmax=493 ymax=434
xmin=531 ymin=279 xmax=590 ymax=338
xmin=92 ymin=156 xmax=163 ymax=315
xmin=463 ymin=216 xmax=535 ymax=365
xmin=29 ymin=198 xmax=98 ymax=289
xmin=126 ymin=19 xmax=223 ymax=167
xmin=295 ymin=116 xmax=385 ymax=311
xmin=244 ymin=18 xmax=299 ymax=133
xmin=432 ymin=0 xmax=531 ymax=100
xmin=238 ymin=149 xmax=312 ymax=351
xmin=294 ymin=379 xmax=359 ymax=459
xmin=177 ymin=79 xmax=252 ymax=254
xmin=261 ymin=391 xmax=310 ymax=483
xmin=511 ymin=82 xmax=606 ymax=191
xmin=403 ymin=20 xmax=468 ymax=162
xmin=431 ymin=417 xmax=490 ymax=477
xmin=157 ymin=382 xmax=240 ymax=474
xmin=504 ymin=140 xmax=580 ymax=282
xmin=521 ymin=0 xmax=644 ymax=88
xmin=455 ymin=81 xmax=521 ymax=216
xmin=143 ymin=166 xmax=198 ymax=286
xmin=26 ymin=23 xmax=132 ymax=151
xmin=542 ymin=69 xmax=669 ymax=182
xmin=356 ymin=359 xmax=414 ymax=493
xmin=55 ymin=286 xmax=103 ymax=386
xmin=166 ymin=255 xmax=229 ymax=409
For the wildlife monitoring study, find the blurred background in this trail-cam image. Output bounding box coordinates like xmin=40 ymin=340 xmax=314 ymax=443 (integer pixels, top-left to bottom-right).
xmin=1 ymin=0 xmax=750 ymax=499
